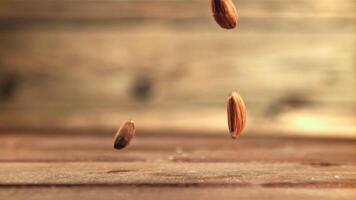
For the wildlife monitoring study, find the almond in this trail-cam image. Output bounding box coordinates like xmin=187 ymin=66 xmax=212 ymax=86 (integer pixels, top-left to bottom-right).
xmin=114 ymin=120 xmax=135 ymax=150
xmin=211 ymin=0 xmax=238 ymax=29
xmin=227 ymin=91 xmax=247 ymax=138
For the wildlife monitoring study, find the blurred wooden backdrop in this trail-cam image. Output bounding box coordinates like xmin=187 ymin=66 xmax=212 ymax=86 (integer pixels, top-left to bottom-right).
xmin=0 ymin=0 xmax=355 ymax=137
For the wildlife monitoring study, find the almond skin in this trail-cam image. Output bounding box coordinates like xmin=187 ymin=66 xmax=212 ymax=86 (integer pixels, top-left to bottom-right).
xmin=114 ymin=120 xmax=135 ymax=150
xmin=227 ymin=92 xmax=247 ymax=139
xmin=211 ymin=0 xmax=238 ymax=29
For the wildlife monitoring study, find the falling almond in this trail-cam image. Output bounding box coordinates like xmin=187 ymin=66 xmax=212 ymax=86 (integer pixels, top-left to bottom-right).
xmin=227 ymin=91 xmax=247 ymax=139
xmin=114 ymin=120 xmax=136 ymax=150
xmin=211 ymin=0 xmax=239 ymax=29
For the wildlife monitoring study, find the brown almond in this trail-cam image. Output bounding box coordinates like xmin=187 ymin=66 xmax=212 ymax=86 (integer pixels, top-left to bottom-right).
xmin=211 ymin=0 xmax=238 ymax=29
xmin=227 ymin=91 xmax=247 ymax=139
xmin=114 ymin=120 xmax=135 ymax=150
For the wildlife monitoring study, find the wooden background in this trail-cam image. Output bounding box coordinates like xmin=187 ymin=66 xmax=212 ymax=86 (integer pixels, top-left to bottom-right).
xmin=0 ymin=0 xmax=355 ymax=137
xmin=0 ymin=2 xmax=355 ymax=198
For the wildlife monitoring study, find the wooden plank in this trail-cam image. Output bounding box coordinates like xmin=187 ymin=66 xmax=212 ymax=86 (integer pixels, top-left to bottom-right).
xmin=0 ymin=131 xmax=355 ymax=163
xmin=0 ymin=26 xmax=354 ymax=135
xmin=0 ymin=187 xmax=355 ymax=200
xmin=0 ymin=132 xmax=354 ymax=199
xmin=0 ymin=161 xmax=355 ymax=187
xmin=0 ymin=30 xmax=354 ymax=107
xmin=0 ymin=0 xmax=354 ymax=33
xmin=0 ymin=0 xmax=354 ymax=20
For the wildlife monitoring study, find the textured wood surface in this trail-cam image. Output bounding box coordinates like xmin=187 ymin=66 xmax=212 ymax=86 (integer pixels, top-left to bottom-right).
xmin=0 ymin=0 xmax=355 ymax=136
xmin=1 ymin=130 xmax=356 ymax=163
xmin=0 ymin=187 xmax=355 ymax=200
xmin=0 ymin=131 xmax=355 ymax=199
xmin=0 ymin=0 xmax=354 ymax=21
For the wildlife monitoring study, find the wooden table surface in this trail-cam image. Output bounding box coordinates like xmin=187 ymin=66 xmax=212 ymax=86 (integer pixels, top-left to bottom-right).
xmin=0 ymin=130 xmax=355 ymax=200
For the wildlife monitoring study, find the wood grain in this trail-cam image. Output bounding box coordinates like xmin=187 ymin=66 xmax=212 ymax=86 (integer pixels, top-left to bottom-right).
xmin=0 ymin=131 xmax=355 ymax=163
xmin=0 ymin=131 xmax=355 ymax=199
xmin=0 ymin=29 xmax=354 ymax=136
xmin=0 ymin=162 xmax=355 ymax=186
xmin=0 ymin=187 xmax=355 ymax=200
xmin=0 ymin=0 xmax=354 ymax=20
